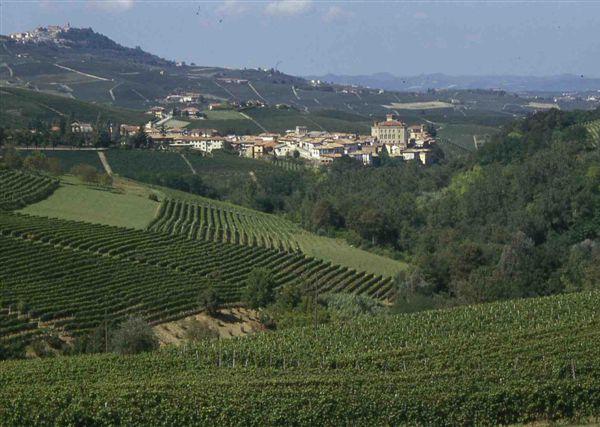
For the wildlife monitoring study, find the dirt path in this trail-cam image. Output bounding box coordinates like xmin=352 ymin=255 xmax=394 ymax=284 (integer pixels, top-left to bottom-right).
xmin=180 ymin=153 xmax=197 ymax=175
xmin=292 ymin=85 xmax=301 ymax=100
xmin=247 ymin=81 xmax=268 ymax=103
xmin=239 ymin=112 xmax=269 ymax=132
xmin=97 ymin=151 xmax=113 ymax=176
xmin=131 ymin=88 xmax=149 ymax=102
xmin=213 ymin=79 xmax=236 ymax=100
xmin=109 ymin=82 xmax=122 ymax=101
xmin=2 ymin=63 xmax=14 ymax=77
xmin=54 ymin=63 xmax=112 ymax=81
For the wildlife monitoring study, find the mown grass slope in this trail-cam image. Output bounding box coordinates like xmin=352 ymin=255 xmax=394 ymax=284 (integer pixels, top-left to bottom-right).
xmin=18 ymin=175 xmax=159 ymax=230
xmin=1 ymin=290 xmax=598 ymax=425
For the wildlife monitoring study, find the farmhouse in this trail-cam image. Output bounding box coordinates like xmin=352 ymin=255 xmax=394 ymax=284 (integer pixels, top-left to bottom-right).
xmin=120 ymin=124 xmax=139 ymax=137
xmin=70 ymin=121 xmax=93 ymax=134
xmin=181 ymin=107 xmax=205 ymax=118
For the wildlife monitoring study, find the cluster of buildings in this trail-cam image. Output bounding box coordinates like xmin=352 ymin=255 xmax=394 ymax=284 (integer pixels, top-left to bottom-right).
xmin=132 ymin=113 xmax=435 ymax=165
xmin=9 ymin=24 xmax=71 ymax=44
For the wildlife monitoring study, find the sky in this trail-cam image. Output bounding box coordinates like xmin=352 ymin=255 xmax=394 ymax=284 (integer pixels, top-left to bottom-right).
xmin=1 ymin=0 xmax=599 ymax=77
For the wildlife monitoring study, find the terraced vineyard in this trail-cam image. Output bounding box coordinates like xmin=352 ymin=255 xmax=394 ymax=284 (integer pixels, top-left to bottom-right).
xmin=0 ymin=169 xmax=59 ymax=210
xmin=586 ymin=119 xmax=600 ymax=145
xmin=1 ymin=290 xmax=598 ymax=424
xmin=148 ymin=198 xmax=301 ymax=251
xmin=0 ymin=214 xmax=396 ymax=333
xmin=0 ymin=234 xmax=234 ymax=337
xmin=148 ymin=194 xmax=406 ymax=277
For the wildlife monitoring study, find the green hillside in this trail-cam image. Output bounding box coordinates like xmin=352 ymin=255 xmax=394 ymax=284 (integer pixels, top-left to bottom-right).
xmin=1 ymin=290 xmax=599 ymax=424
xmin=19 ymin=175 xmax=159 ymax=230
xmin=0 ymin=212 xmax=396 ymax=330
xmin=149 ymin=196 xmax=406 ymax=277
xmin=0 ymin=27 xmax=552 ymax=130
xmin=0 ymin=86 xmax=148 ymax=127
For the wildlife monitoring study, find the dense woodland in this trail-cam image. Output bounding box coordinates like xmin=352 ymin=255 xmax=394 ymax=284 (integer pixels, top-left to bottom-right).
xmin=198 ymin=108 xmax=600 ymax=309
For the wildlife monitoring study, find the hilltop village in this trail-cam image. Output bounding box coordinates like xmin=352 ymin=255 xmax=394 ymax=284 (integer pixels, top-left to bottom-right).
xmin=121 ymin=113 xmax=435 ymax=165
xmin=45 ymin=114 xmax=436 ymax=166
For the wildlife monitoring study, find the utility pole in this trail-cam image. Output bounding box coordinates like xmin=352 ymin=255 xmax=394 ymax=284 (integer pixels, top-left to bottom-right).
xmin=104 ymin=308 xmax=108 ymax=353
xmin=313 ymin=285 xmax=318 ymax=334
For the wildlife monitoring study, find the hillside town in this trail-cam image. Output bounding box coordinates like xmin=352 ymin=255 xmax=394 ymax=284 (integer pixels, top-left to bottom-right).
xmin=135 ymin=113 xmax=436 ymax=165
xmin=48 ymin=113 xmax=436 ymax=165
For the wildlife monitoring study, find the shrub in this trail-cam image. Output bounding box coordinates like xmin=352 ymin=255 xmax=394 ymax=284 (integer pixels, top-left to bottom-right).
xmin=111 ymin=317 xmax=159 ymax=355
xmin=70 ymin=163 xmax=100 ymax=183
xmin=199 ymin=284 xmax=222 ymax=315
xmin=243 ymin=268 xmax=276 ymax=309
xmin=183 ymin=319 xmax=219 ymax=342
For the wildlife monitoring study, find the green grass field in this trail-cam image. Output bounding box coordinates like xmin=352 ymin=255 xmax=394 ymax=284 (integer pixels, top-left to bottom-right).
xmin=293 ymin=232 xmax=406 ymax=277
xmin=18 ymin=175 xmax=159 ymax=229
xmin=203 ymin=110 xmax=247 ymax=120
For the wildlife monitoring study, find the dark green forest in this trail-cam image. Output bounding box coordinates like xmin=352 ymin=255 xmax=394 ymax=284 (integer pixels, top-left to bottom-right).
xmin=217 ymin=108 xmax=600 ymax=309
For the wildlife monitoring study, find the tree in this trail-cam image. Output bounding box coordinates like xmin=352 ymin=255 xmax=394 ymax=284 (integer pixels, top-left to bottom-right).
xmin=311 ymin=199 xmax=343 ymax=230
xmin=243 ymin=268 xmax=276 ymax=309
xmin=111 ymin=317 xmax=158 ymax=355
xmin=71 ymin=163 xmax=100 ymax=183
xmin=199 ymin=284 xmax=221 ymax=315
xmin=1 ymin=146 xmax=23 ymax=169
xmin=132 ymin=126 xmax=149 ymax=148
xmin=93 ymin=130 xmax=111 ymax=148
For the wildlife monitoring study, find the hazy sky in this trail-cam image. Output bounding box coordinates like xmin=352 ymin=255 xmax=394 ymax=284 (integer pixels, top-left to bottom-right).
xmin=1 ymin=1 xmax=599 ymax=77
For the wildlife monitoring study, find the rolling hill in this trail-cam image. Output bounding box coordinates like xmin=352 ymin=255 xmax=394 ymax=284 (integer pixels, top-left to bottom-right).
xmin=1 ymin=289 xmax=599 ymax=424
xmin=0 ymin=86 xmax=148 ymax=127
xmin=1 ymin=25 xmax=558 ymax=131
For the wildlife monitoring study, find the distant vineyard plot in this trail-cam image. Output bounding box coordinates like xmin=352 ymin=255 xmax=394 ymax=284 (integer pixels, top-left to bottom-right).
xmin=149 ymin=196 xmax=406 ymax=278
xmin=526 ymin=102 xmax=560 ymax=110
xmin=107 ymin=150 xmax=190 ymax=178
xmin=0 ymin=170 xmax=59 ymax=211
xmin=17 ymin=149 xmax=104 ymax=171
xmin=585 ymin=119 xmax=600 ymax=144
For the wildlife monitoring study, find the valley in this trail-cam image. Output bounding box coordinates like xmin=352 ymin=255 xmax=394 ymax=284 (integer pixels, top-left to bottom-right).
xmin=1 ymin=19 xmax=599 ymax=426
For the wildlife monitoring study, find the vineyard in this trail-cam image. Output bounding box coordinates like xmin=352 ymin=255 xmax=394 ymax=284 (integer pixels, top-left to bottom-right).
xmin=0 ymin=290 xmax=598 ymax=424
xmin=0 ymin=213 xmax=396 ymax=336
xmin=0 ymin=169 xmax=59 ymax=211
xmin=148 ymin=198 xmax=302 ymax=251
xmin=148 ymin=195 xmax=406 ymax=277
xmin=17 ymin=149 xmax=104 ymax=171
xmin=106 ymin=150 xmax=191 ymax=178
xmin=586 ymin=119 xmax=600 ymax=145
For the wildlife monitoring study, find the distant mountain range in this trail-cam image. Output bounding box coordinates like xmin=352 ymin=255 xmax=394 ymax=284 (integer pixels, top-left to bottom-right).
xmin=305 ymin=73 xmax=600 ymax=93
